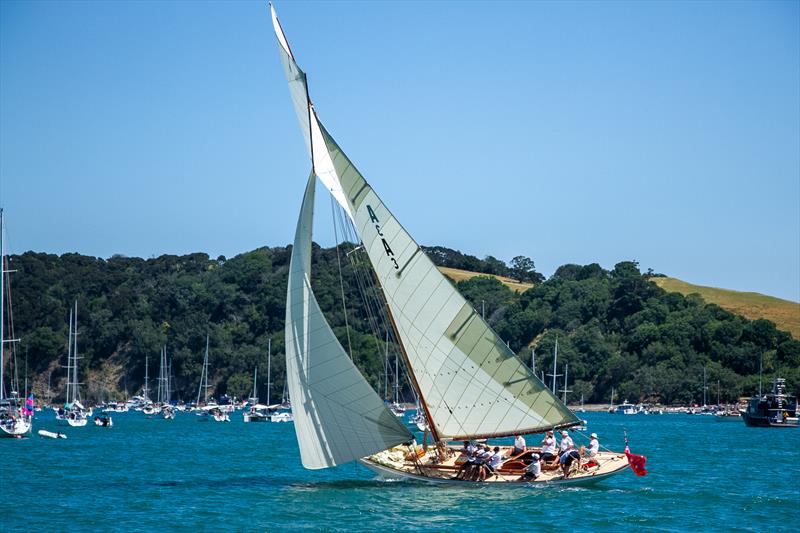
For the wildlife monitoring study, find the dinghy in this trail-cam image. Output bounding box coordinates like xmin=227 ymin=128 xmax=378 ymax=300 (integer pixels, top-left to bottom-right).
xmin=38 ymin=430 xmax=67 ymax=439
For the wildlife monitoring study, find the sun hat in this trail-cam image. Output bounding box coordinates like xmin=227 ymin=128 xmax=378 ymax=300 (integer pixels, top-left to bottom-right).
xmin=590 ymin=432 xmax=598 ymax=439
xmin=561 ymin=430 xmax=568 ymax=436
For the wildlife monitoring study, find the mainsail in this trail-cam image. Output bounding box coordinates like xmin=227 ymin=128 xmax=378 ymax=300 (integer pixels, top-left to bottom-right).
xmin=273 ymin=5 xmax=579 ymax=442
xmin=285 ymin=172 xmax=413 ymax=469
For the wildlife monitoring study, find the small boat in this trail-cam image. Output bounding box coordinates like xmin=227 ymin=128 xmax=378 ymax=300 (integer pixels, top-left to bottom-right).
xmin=742 ymin=378 xmax=798 ymax=428
xmin=38 ymin=430 xmax=67 ymax=439
xmin=713 ymin=409 xmax=741 ymax=421
xmin=270 ymin=411 xmax=293 ymax=423
xmin=103 ymin=401 xmax=129 ymax=413
xmin=613 ymin=401 xmax=640 ymax=415
xmin=209 ymin=407 xmax=230 ymax=422
xmin=244 ymin=404 xmax=273 ymax=422
xmin=93 ymin=415 xmax=113 ymax=427
xmin=162 ymin=405 xmax=176 ymax=420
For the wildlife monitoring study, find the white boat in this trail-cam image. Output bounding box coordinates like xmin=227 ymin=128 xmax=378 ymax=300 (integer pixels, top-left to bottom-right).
xmin=93 ymin=414 xmax=113 ymax=427
xmin=271 ymin=6 xmax=635 ymax=485
xmin=270 ymin=411 xmax=293 ymax=423
xmin=38 ymin=429 xmax=67 ymax=439
xmin=0 ymin=210 xmax=33 ymax=438
xmin=244 ymin=404 xmax=273 ymax=423
xmin=194 ymin=336 xmax=229 ymax=422
xmin=59 ymin=302 xmax=88 ymax=428
xmin=103 ymin=401 xmax=129 ymax=413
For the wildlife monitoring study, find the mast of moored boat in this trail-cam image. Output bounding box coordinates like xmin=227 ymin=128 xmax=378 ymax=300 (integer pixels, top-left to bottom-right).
xmin=72 ymin=301 xmax=80 ymax=404
xmin=384 ymin=330 xmax=389 ymax=401
xmin=547 ymin=336 xmax=561 ymax=394
xmin=0 ymin=209 xmax=4 ymax=401
xmin=560 ymin=363 xmax=571 ymax=404
xmin=65 ymin=309 xmax=73 ymax=405
xmin=266 ymin=338 xmax=271 ymax=406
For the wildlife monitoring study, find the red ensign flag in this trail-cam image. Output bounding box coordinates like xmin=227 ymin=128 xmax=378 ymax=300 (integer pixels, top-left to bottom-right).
xmin=625 ymin=445 xmax=648 ymax=476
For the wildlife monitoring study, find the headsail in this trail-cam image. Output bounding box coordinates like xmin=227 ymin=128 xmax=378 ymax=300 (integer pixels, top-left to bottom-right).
xmin=273 ymin=6 xmax=579 ymax=441
xmin=270 ymin=4 xmax=352 ymax=220
xmin=285 ymin=173 xmax=413 ymax=470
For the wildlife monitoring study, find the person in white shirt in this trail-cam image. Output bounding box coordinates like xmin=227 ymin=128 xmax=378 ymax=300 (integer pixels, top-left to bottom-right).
xmin=540 ymin=431 xmax=558 ymax=467
xmin=584 ymin=432 xmax=600 ymax=459
xmin=519 ymin=453 xmax=541 ymax=481
xmin=453 ymin=441 xmax=477 ymax=480
xmin=513 ymin=434 xmax=526 ymax=455
xmin=480 ymin=446 xmax=504 ymax=481
xmin=559 ymin=430 xmax=574 ymax=454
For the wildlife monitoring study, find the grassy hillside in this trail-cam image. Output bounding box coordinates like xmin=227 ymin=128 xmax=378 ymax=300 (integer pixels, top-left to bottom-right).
xmin=651 ymin=277 xmax=799 ymax=339
xmin=438 ymin=266 xmax=534 ymax=293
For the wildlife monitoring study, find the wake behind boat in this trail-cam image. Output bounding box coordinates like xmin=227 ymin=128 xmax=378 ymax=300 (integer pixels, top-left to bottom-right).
xmin=271 ymin=5 xmax=640 ymax=485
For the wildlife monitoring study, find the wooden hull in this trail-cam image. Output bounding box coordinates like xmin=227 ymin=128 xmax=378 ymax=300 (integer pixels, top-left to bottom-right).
xmin=360 ymin=446 xmax=631 ymax=486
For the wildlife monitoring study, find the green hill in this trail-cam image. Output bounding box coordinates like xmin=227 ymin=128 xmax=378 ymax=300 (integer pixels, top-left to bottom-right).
xmin=6 ymin=248 xmax=799 ymax=404
xmin=651 ymin=277 xmax=799 ymax=340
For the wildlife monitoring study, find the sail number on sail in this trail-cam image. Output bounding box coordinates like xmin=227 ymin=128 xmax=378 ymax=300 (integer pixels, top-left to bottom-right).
xmin=367 ymin=204 xmax=398 ymax=270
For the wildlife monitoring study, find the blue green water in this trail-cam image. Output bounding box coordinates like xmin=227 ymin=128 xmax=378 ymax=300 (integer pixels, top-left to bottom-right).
xmin=3 ymin=410 xmax=798 ymax=532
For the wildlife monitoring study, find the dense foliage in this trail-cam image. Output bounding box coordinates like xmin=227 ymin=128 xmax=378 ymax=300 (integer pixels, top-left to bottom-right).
xmin=4 ymin=246 xmax=798 ymax=405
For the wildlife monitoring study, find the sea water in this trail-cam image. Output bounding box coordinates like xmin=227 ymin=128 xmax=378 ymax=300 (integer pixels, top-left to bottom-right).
xmin=2 ymin=410 xmax=798 ymax=532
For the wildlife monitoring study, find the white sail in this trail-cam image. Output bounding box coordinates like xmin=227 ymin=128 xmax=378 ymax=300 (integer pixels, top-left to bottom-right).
xmin=285 ymin=173 xmax=413 ymax=470
xmin=270 ymin=4 xmax=352 ymax=219
xmin=272 ymin=9 xmax=579 ymax=441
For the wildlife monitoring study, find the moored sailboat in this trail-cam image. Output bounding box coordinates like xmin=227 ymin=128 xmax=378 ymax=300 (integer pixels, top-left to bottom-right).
xmin=0 ymin=209 xmax=32 ymax=438
xmin=59 ymin=302 xmax=88 ymax=427
xmin=271 ymin=5 xmax=637 ymax=484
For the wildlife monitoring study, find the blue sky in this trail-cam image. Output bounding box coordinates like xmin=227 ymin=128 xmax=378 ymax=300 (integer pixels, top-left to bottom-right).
xmin=1 ymin=1 xmax=798 ymax=301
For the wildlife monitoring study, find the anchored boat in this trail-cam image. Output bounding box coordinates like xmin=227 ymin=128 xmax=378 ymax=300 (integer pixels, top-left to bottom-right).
xmin=271 ymin=5 xmax=636 ymax=485
xmin=742 ymin=378 xmax=798 ymax=428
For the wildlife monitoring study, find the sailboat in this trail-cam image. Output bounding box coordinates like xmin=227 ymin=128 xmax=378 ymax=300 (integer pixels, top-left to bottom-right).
xmin=272 ymin=5 xmax=634 ymax=484
xmin=195 ymin=334 xmax=228 ymax=422
xmin=0 ymin=209 xmax=32 ymax=438
xmin=58 ymin=301 xmax=88 ymax=427
xmin=243 ymin=366 xmax=269 ymax=423
xmin=141 ymin=355 xmax=157 ymax=416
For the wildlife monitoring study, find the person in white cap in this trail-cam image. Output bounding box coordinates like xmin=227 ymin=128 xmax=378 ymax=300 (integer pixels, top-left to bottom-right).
xmin=558 ymin=430 xmax=574 ymax=454
xmin=585 ymin=432 xmax=600 ymax=458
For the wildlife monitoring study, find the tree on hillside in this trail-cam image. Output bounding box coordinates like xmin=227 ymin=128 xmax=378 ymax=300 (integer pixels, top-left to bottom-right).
xmin=509 ymin=255 xmax=544 ymax=284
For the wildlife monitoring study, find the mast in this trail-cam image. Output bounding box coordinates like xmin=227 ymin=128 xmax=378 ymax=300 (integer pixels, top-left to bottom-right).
xmin=394 ymin=341 xmax=399 ymax=406
xmin=384 ymin=330 xmax=389 ymax=401
xmin=266 ymin=338 xmax=271 ymax=406
xmin=758 ymin=352 xmax=763 ymax=396
xmin=0 ymin=208 xmax=4 ymax=401
xmin=203 ymin=334 xmax=209 ymax=404
xmin=72 ymin=300 xmax=80 ymax=403
xmin=66 ymin=308 xmax=73 ymax=404
xmin=560 ymin=363 xmax=571 ymax=404
xmin=144 ymin=356 xmax=149 ymax=402
xmin=547 ymin=336 xmax=561 ymax=394
xmin=702 ymin=365 xmax=707 ymax=407
xmin=168 ymin=358 xmax=172 ymax=405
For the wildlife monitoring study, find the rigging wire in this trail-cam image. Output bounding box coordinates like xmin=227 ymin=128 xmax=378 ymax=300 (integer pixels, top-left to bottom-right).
xmin=329 ymin=195 xmax=354 ymax=361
